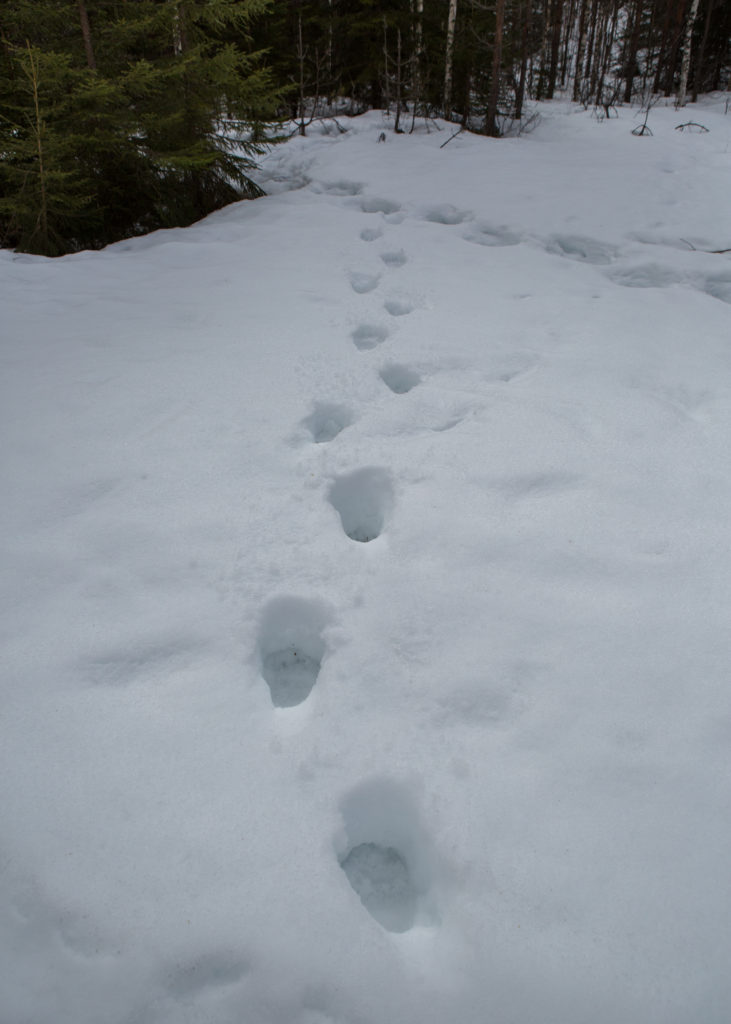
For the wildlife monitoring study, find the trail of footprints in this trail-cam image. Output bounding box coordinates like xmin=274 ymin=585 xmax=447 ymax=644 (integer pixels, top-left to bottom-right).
xmin=256 ymin=174 xmax=731 ymax=941
xmin=256 ymin=189 xmax=439 ymax=936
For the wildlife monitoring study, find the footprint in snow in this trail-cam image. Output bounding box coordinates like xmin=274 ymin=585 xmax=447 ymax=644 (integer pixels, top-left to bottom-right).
xmin=422 ymin=203 xmax=471 ymax=225
xmin=463 ymin=223 xmax=522 ymax=248
xmin=360 ymin=196 xmax=401 ymax=215
xmin=360 ymin=227 xmax=383 ymax=242
xmin=258 ymin=596 xmax=331 ymax=708
xmin=383 ymin=296 xmax=414 ymax=317
xmin=351 ymin=323 xmax=389 ymax=351
xmin=301 ymin=402 xmax=354 ymax=443
xmin=328 ymin=467 xmax=394 ymax=543
xmin=349 ymin=271 xmax=380 ymax=294
xmin=337 ymin=778 xmax=437 ymax=933
xmin=545 ymin=234 xmax=617 ymax=265
xmin=379 ymin=364 xmax=421 ymax=394
xmin=379 ymin=249 xmax=407 ymax=268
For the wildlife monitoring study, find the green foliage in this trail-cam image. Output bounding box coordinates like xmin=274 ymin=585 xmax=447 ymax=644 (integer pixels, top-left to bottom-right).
xmin=0 ymin=0 xmax=282 ymax=255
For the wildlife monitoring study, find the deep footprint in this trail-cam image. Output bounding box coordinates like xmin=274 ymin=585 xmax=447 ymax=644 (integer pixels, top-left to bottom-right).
xmin=349 ymin=271 xmax=380 ymax=294
xmin=302 ymin=403 xmax=353 ymax=443
xmin=545 ymin=234 xmax=617 ymax=264
xmin=337 ymin=778 xmax=436 ymax=933
xmin=261 ymin=649 xmax=321 ymax=708
xmin=351 ymin=324 xmax=388 ymax=350
xmin=384 ymin=297 xmax=414 ymax=317
xmin=463 ymin=223 xmax=521 ymax=247
xmin=423 ymin=204 xmax=470 ymax=225
xmin=361 ymin=197 xmax=401 ymax=215
xmin=340 ymin=843 xmax=417 ymax=933
xmin=379 ymin=364 xmax=421 ymax=394
xmin=258 ymin=597 xmax=330 ymax=708
xmin=379 ymin=250 xmax=407 ymax=267
xmin=328 ymin=468 xmax=394 ymax=542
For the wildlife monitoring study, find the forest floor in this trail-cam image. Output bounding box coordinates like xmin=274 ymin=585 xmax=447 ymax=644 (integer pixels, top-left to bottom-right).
xmin=2 ymin=95 xmax=731 ymax=1024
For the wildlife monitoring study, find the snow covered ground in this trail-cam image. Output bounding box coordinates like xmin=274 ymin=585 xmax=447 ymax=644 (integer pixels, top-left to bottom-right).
xmin=2 ymin=97 xmax=731 ymax=1024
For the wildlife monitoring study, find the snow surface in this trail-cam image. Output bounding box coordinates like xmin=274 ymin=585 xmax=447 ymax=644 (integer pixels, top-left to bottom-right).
xmin=2 ymin=98 xmax=731 ymax=1024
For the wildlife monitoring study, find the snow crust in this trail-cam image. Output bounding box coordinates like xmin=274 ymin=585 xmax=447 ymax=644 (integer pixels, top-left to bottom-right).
xmin=2 ymin=98 xmax=731 ymax=1024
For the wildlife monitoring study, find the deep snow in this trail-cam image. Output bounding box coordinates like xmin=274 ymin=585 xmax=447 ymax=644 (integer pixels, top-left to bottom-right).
xmin=1 ymin=98 xmax=731 ymax=1024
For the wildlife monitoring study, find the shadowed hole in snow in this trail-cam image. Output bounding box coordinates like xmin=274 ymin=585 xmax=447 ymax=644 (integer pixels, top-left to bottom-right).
xmin=383 ymin=297 xmax=414 ymax=317
xmin=337 ymin=778 xmax=436 ymax=933
xmin=328 ymin=467 xmax=394 ymax=542
xmin=302 ymin=403 xmax=353 ymax=443
xmin=360 ymin=227 xmax=382 ymax=242
xmin=351 ymin=323 xmax=388 ymax=350
xmin=379 ymin=364 xmax=421 ymax=394
xmin=361 ymin=197 xmax=401 ymax=215
xmin=463 ymin=223 xmax=521 ymax=247
xmin=340 ymin=844 xmax=417 ymax=933
xmin=379 ymin=249 xmax=407 ymax=267
xmin=258 ymin=597 xmax=330 ymax=708
xmin=545 ymin=234 xmax=616 ymax=264
xmin=423 ymin=204 xmax=470 ymax=225
xmin=349 ymin=271 xmax=380 ymax=294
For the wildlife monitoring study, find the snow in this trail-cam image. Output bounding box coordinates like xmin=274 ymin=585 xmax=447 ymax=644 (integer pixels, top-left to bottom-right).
xmin=2 ymin=97 xmax=731 ymax=1024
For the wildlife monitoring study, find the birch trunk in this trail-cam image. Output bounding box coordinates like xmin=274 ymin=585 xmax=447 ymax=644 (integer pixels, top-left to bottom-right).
xmin=486 ymin=0 xmax=505 ymax=135
xmin=677 ymin=0 xmax=701 ymax=106
xmin=443 ymin=0 xmax=458 ymax=115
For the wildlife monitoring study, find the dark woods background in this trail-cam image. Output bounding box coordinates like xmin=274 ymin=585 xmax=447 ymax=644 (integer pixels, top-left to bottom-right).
xmin=1 ymin=0 xmax=729 ymax=256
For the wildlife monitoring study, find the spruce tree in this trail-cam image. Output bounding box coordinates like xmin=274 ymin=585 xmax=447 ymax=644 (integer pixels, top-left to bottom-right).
xmin=0 ymin=0 xmax=281 ymax=255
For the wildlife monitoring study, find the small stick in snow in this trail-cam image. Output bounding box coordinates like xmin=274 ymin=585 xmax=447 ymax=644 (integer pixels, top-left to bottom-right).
xmin=680 ymin=239 xmax=731 ymax=254
xmin=440 ymin=127 xmax=464 ymax=149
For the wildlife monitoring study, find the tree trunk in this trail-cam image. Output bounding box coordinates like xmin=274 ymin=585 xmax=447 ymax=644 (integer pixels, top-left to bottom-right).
xmin=663 ymin=0 xmax=689 ymax=96
xmin=78 ymin=0 xmax=96 ymax=70
xmin=585 ymin=1 xmax=602 ymax=98
xmin=394 ymin=27 xmax=403 ymax=132
xmin=411 ymin=0 xmax=424 ymax=120
xmin=27 ymin=44 xmax=49 ymax=248
xmin=595 ymin=0 xmax=619 ymax=105
xmin=676 ymin=0 xmax=700 ymax=104
xmin=536 ymin=0 xmax=552 ymax=99
xmin=443 ymin=0 xmax=459 ymax=115
xmin=297 ymin=11 xmax=306 ymax=134
xmin=691 ymin=0 xmax=714 ymax=101
xmin=582 ymin=0 xmax=600 ymax=100
xmin=573 ymin=0 xmax=589 ymax=101
xmin=559 ymin=0 xmax=577 ymax=89
xmin=546 ymin=0 xmax=563 ymax=98
xmin=622 ymin=0 xmax=643 ymax=102
xmin=485 ymin=0 xmax=505 ymax=135
xmin=515 ymin=0 xmax=531 ymax=118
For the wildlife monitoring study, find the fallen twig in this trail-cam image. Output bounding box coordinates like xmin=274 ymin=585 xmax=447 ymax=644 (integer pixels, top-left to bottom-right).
xmin=440 ymin=126 xmax=464 ymax=149
xmin=680 ymin=238 xmax=731 ymax=254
